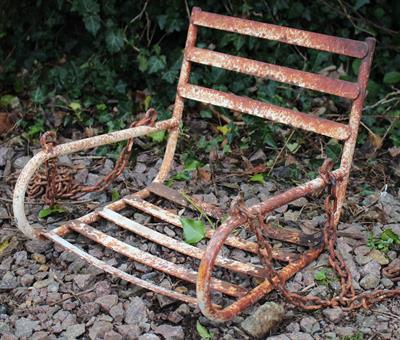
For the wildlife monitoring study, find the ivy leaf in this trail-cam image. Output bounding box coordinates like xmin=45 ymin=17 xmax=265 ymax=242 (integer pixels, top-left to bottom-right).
xmin=287 ymin=142 xmax=300 ymax=153
xmin=71 ymin=0 xmax=99 ymax=14
xmin=196 ymin=321 xmax=212 ymax=340
xmin=250 ymin=173 xmax=265 ymax=184
xmin=200 ymin=110 xmax=212 ymax=119
xmin=137 ymin=54 xmax=148 ymax=72
xmin=105 ymin=30 xmax=125 ymax=53
xmin=314 ymin=270 xmax=327 ymax=282
xmin=149 ymin=130 xmax=166 ymax=143
xmin=83 ymin=15 xmax=101 ymax=35
xmin=38 ymin=205 xmax=66 ymax=219
xmin=354 ymin=0 xmax=369 ymax=10
xmin=31 ymin=87 xmax=46 ymax=104
xmin=184 ymin=159 xmax=201 ymax=171
xmin=181 ymin=217 xmax=206 ymax=245
xmin=111 ymin=189 xmax=120 ymax=201
xmin=147 ymin=55 xmax=166 ymax=74
xmin=383 ymin=71 xmax=400 ymax=85
xmin=69 ymin=102 xmax=82 ymax=112
xmin=217 ymin=125 xmax=230 ymax=136
xmin=162 ymin=69 xmax=178 ymax=84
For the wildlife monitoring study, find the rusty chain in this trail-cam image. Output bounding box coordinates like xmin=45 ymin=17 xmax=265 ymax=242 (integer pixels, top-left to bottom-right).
xmin=234 ymin=158 xmax=400 ymax=311
xmin=29 ymin=109 xmax=158 ymax=205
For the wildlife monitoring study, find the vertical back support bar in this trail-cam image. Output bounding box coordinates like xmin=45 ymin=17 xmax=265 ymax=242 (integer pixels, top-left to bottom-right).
xmin=334 ymin=37 xmax=376 ymax=224
xmin=154 ymin=8 xmax=199 ymax=183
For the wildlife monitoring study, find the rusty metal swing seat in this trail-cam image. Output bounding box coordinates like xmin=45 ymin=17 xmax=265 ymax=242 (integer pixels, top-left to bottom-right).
xmin=13 ymin=8 xmax=376 ymax=322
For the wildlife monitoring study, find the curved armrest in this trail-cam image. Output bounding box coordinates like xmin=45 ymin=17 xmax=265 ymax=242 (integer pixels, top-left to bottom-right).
xmin=13 ymin=118 xmax=178 ymax=239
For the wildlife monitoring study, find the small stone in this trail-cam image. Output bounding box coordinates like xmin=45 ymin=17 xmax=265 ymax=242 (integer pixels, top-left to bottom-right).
xmin=0 ymin=146 xmax=11 ymax=167
xmin=124 ymin=297 xmax=148 ymax=325
xmin=360 ymin=273 xmax=380 ymax=289
xmin=116 ymin=324 xmax=142 ymax=339
xmin=20 ymin=274 xmax=35 ymax=287
xmin=104 ymin=330 xmax=123 ymax=340
xmin=368 ymin=249 xmax=389 ymax=265
xmin=88 ymin=321 xmax=113 ymax=340
xmin=14 ymin=251 xmax=28 ymax=265
xmin=73 ymin=274 xmax=94 ymax=290
xmin=31 ymin=331 xmax=49 ymax=340
xmin=95 ymin=294 xmax=118 ymax=312
xmin=1 ymin=335 xmax=17 ymax=340
xmin=33 ymin=277 xmax=54 ymax=289
xmin=322 ymin=308 xmax=344 ymax=323
xmin=65 ymin=323 xmax=85 ymax=339
xmin=138 ymin=335 xmax=161 ymax=340
xmin=95 ymin=280 xmax=112 ymax=297
xmin=363 ymin=261 xmax=381 ymax=277
xmin=0 ymin=206 xmax=9 ymax=220
xmin=32 ymin=253 xmax=46 ymax=264
xmin=286 ymin=322 xmax=300 ymax=332
xmin=110 ymin=303 xmax=125 ymax=322
xmin=14 ymin=156 xmax=30 ymax=169
xmin=154 ymin=325 xmax=185 ymax=340
xmin=267 ymin=332 xmax=313 ymax=340
xmin=300 ymin=316 xmax=320 ymax=334
xmin=25 ymin=240 xmax=51 ymax=253
xmin=15 ymin=318 xmax=39 ymax=338
xmin=241 ymin=302 xmax=284 ymax=338
xmin=77 ymin=302 xmax=100 ymax=321
xmin=335 ymin=326 xmax=357 ymax=337
xmin=283 ymin=210 xmax=300 ymax=222
xmin=381 ymin=277 xmax=394 ymax=288
xmin=290 ymin=197 xmax=308 ymax=207
xmin=0 ymin=271 xmax=18 ymax=289
xmin=354 ymin=245 xmax=371 ymax=257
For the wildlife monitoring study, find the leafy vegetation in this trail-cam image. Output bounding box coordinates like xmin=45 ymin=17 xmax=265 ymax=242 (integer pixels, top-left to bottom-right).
xmin=196 ymin=320 xmax=213 ymax=340
xmin=0 ymin=1 xmax=399 ymax=153
xmin=314 ymin=268 xmax=335 ymax=285
xmin=367 ymin=228 xmax=400 ymax=253
xmin=180 ymin=217 xmax=206 ymax=245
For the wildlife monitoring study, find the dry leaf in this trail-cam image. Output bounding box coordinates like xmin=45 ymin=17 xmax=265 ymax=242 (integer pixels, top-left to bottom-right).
xmin=389 ymin=147 xmax=400 ymax=158
xmin=368 ymin=130 xmax=383 ymax=151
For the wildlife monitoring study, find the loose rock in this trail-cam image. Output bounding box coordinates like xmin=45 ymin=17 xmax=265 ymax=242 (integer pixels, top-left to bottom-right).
xmin=154 ymin=324 xmax=185 ymax=340
xmin=241 ymin=302 xmax=284 ymax=338
xmin=124 ymin=297 xmax=148 ymax=325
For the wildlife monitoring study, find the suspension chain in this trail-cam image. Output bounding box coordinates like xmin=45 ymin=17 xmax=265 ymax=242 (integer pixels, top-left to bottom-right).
xmin=234 ymin=158 xmax=400 ymax=311
xmin=30 ymin=108 xmax=158 ymax=205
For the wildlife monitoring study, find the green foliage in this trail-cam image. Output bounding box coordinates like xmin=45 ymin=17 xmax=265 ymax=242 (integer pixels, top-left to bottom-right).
xmin=196 ymin=321 xmax=213 ymax=340
xmin=0 ymin=0 xmax=398 ymax=149
xmin=38 ymin=205 xmax=66 ymax=218
xmin=314 ymin=268 xmax=334 ymax=285
xmin=342 ymin=332 xmax=364 ymax=340
xmin=249 ymin=173 xmax=265 ymax=184
xmin=181 ymin=217 xmax=206 ymax=245
xmin=367 ymin=228 xmax=400 ymax=253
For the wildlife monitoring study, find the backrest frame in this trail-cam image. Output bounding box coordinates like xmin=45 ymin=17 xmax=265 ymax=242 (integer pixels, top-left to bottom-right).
xmin=162 ymin=7 xmax=375 ymax=222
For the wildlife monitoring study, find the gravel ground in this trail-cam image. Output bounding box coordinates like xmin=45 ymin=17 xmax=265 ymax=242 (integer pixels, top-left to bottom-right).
xmin=0 ymin=129 xmax=399 ymax=340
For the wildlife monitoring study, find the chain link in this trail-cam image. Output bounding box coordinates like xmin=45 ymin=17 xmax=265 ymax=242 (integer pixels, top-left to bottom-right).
xmin=235 ymin=158 xmax=400 ymax=311
xmin=29 ymin=109 xmax=158 ymax=205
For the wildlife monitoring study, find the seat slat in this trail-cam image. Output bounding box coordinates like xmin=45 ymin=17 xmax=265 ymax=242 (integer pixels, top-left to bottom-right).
xmin=186 ymin=47 xmax=360 ymax=99
xmin=99 ymin=208 xmax=265 ymax=278
xmin=45 ymin=231 xmax=198 ymax=305
xmin=68 ymin=221 xmax=247 ymax=298
xmin=179 ymin=84 xmax=351 ymax=140
xmin=192 ymin=10 xmax=368 ymax=59
xmin=124 ymin=196 xmax=294 ymax=262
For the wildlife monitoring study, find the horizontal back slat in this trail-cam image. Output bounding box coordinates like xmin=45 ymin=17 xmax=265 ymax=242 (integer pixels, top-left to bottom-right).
xmin=186 ymin=47 xmax=360 ymax=99
xmin=179 ymin=84 xmax=351 ymax=140
xmin=192 ymin=10 xmax=368 ymax=59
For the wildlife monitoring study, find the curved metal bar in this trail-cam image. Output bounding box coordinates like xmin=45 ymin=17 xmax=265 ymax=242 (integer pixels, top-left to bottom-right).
xmin=13 ymin=119 xmax=178 ymax=239
xmin=196 ymin=215 xmax=323 ymax=322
